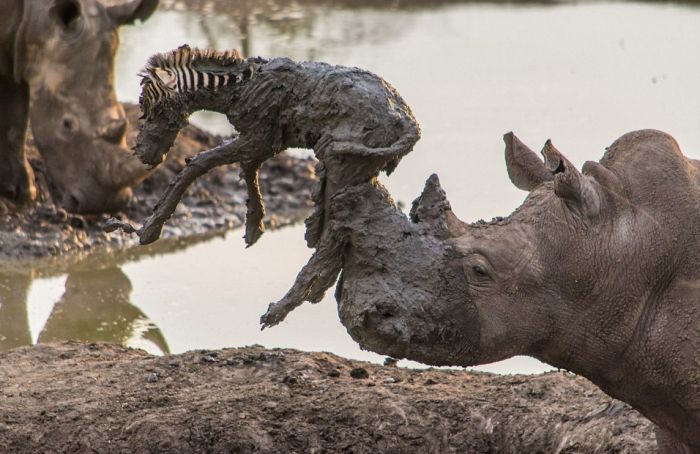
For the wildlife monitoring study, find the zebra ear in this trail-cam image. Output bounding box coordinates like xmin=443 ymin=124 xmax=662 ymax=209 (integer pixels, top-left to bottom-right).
xmin=154 ymin=68 xmax=176 ymax=88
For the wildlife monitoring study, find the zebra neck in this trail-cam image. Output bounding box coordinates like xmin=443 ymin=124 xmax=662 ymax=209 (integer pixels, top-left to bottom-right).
xmin=172 ymin=64 xmax=254 ymax=115
xmin=176 ymin=63 xmax=253 ymax=95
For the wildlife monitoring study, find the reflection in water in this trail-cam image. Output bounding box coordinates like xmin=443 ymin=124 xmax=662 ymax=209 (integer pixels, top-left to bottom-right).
xmin=161 ymin=0 xmax=417 ymax=59
xmin=0 ymin=273 xmax=32 ymax=350
xmin=0 ymin=268 xmax=169 ymax=354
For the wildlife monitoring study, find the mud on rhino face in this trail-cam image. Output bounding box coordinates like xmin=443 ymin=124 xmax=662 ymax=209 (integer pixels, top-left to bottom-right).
xmin=16 ymin=0 xmax=157 ymax=212
xmin=338 ymin=133 xmax=663 ymax=368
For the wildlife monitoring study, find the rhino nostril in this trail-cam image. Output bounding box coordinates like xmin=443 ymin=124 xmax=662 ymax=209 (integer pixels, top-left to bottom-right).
xmin=374 ymin=303 xmax=395 ymax=319
xmin=63 ymin=118 xmax=75 ymax=131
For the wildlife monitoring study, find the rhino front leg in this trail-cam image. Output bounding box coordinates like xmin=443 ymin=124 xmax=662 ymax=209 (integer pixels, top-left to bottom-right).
xmin=0 ymin=76 xmax=35 ymax=204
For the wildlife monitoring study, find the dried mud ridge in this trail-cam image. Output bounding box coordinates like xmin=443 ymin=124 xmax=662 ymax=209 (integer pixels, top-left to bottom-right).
xmin=0 ymin=342 xmax=654 ymax=453
xmin=0 ymin=103 xmax=316 ymax=262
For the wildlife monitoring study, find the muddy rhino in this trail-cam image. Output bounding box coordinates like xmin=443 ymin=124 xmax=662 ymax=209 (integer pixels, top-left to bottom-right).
xmin=261 ymin=130 xmax=699 ymax=452
xmin=0 ymin=0 xmax=157 ymax=212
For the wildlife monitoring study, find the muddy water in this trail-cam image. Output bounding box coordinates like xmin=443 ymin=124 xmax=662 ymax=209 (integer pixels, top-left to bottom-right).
xmin=5 ymin=1 xmax=700 ymax=374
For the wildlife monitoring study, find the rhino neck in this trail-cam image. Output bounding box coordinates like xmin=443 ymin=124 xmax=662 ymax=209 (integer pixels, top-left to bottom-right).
xmin=537 ymin=270 xmax=700 ymax=446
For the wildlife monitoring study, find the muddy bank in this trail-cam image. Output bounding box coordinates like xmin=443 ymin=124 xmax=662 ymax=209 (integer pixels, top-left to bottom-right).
xmin=0 ymin=103 xmax=316 ymax=264
xmin=0 ymin=342 xmax=654 ymax=453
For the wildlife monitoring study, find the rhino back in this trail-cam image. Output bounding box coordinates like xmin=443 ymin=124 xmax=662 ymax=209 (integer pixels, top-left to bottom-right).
xmin=601 ymin=130 xmax=700 ymax=217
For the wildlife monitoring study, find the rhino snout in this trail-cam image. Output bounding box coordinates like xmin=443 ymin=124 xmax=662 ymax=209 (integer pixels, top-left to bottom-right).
xmin=61 ymin=186 xmax=132 ymax=214
xmin=340 ymin=300 xmax=411 ymax=359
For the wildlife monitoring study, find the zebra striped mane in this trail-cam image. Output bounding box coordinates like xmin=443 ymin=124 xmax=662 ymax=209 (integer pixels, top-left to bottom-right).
xmin=138 ymin=45 xmax=246 ymax=117
xmin=145 ymin=45 xmax=243 ymax=72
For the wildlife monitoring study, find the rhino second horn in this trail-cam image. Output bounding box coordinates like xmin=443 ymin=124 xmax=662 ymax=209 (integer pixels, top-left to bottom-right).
xmin=541 ymin=140 xmax=602 ymax=218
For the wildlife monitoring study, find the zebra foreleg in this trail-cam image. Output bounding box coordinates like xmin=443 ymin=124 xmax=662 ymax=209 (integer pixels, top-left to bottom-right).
xmin=139 ymin=138 xmax=252 ymax=245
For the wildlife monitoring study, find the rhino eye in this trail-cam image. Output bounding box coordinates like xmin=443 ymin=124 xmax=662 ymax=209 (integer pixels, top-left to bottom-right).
xmin=472 ymin=265 xmax=487 ymax=276
xmin=464 ymin=262 xmax=491 ymax=286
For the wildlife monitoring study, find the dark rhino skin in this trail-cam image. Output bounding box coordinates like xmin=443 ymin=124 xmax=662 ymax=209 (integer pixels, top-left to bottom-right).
xmin=0 ymin=0 xmax=157 ymax=213
xmin=264 ymin=129 xmax=699 ymax=453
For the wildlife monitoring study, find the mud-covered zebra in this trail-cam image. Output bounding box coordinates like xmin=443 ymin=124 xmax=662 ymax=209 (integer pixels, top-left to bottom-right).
xmin=132 ymin=45 xmax=421 ymax=247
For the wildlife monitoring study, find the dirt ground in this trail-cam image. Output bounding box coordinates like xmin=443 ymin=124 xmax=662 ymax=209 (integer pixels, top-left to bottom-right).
xmin=0 ymin=342 xmax=655 ymax=453
xmin=0 ymin=103 xmax=316 ymax=262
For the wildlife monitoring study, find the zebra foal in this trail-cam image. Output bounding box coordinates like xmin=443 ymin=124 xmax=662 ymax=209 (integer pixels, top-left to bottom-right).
xmin=131 ymin=44 xmax=421 ymax=248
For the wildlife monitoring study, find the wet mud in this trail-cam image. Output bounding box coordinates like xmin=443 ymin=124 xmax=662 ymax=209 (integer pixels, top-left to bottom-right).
xmin=0 ymin=342 xmax=655 ymax=453
xmin=0 ymin=103 xmax=316 ymax=263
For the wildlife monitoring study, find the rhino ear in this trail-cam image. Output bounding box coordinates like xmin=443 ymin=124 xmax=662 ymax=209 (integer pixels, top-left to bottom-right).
xmin=541 ymin=140 xmax=602 ymax=218
xmin=504 ymin=132 xmax=553 ymax=191
xmin=107 ymin=0 xmax=158 ymax=25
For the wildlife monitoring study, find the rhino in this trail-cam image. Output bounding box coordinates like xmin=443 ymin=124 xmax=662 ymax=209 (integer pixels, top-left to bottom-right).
xmin=107 ymin=47 xmax=696 ymax=448
xmin=259 ymin=129 xmax=699 ymax=452
xmin=0 ymin=0 xmax=157 ymax=213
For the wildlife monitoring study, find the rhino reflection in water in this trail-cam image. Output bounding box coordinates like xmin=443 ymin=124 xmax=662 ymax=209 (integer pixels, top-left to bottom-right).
xmin=0 ymin=268 xmax=169 ymax=355
xmin=0 ymin=273 xmax=32 ymax=350
xmin=0 ymin=0 xmax=157 ymax=213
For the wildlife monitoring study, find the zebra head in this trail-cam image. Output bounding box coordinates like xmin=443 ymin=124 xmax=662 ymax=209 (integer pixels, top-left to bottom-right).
xmin=138 ymin=67 xmax=178 ymax=120
xmin=136 ymin=61 xmax=188 ymax=167
xmin=138 ymin=45 xmax=245 ymax=120
xmin=135 ymin=45 xmax=247 ymax=167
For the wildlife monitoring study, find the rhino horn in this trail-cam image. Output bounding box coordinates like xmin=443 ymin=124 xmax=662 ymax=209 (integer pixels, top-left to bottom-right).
xmin=504 ymin=132 xmax=553 ymax=191
xmin=409 ymin=174 xmax=466 ymax=239
xmin=541 ymin=140 xmax=602 ymax=218
xmin=106 ymin=0 xmax=159 ymax=26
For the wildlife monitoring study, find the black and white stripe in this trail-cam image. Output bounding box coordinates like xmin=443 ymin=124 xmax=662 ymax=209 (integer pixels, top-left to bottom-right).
xmin=139 ymin=46 xmax=251 ymax=117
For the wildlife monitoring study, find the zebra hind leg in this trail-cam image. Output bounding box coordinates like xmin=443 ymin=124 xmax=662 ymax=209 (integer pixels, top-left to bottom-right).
xmin=241 ymin=160 xmax=266 ymax=247
xmin=304 ymin=160 xmax=326 ymax=248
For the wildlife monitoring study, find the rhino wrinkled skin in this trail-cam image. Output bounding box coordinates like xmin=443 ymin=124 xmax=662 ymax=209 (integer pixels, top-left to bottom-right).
xmin=0 ymin=0 xmax=157 ymax=213
xmin=303 ymin=130 xmax=698 ymax=452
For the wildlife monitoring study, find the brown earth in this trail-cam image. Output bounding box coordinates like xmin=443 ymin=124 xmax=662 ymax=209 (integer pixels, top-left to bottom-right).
xmin=0 ymin=342 xmax=655 ymax=453
xmin=0 ymin=102 xmax=316 ymax=263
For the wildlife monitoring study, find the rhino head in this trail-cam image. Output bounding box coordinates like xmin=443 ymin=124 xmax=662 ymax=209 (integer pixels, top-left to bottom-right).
xmin=12 ymin=0 xmax=157 ymax=213
xmin=329 ymin=130 xmax=699 ymax=449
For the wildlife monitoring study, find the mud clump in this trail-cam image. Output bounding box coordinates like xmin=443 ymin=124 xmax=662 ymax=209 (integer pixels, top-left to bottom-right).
xmin=0 ymin=103 xmax=316 ymax=262
xmin=0 ymin=342 xmax=655 ymax=453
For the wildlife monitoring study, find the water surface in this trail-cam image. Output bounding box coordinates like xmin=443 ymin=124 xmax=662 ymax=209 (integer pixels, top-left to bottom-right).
xmin=4 ymin=1 xmax=699 ymax=374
